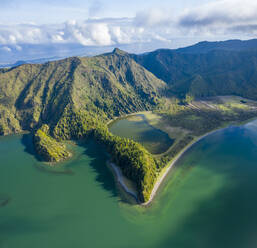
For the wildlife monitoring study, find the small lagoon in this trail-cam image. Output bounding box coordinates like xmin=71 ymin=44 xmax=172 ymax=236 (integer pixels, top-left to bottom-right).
xmin=109 ymin=113 xmax=174 ymax=154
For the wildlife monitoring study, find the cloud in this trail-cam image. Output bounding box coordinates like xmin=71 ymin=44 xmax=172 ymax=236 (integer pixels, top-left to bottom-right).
xmin=134 ymin=8 xmax=173 ymax=27
xmin=228 ymin=25 xmax=257 ymax=34
xmin=0 ymin=1 xmax=257 ymax=51
xmin=0 ymin=17 xmax=172 ymax=47
xmin=178 ymin=0 xmax=257 ymax=35
xmin=63 ymin=20 xmax=113 ymax=46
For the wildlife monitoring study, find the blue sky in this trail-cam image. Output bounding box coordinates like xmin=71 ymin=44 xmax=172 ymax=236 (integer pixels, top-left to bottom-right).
xmin=0 ymin=0 xmax=211 ymax=24
xmin=0 ymin=0 xmax=257 ymax=63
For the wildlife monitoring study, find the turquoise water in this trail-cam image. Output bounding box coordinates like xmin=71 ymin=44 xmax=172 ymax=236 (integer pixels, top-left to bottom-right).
xmin=1 ymin=120 xmax=257 ymax=248
xmin=109 ymin=114 xmax=174 ymax=154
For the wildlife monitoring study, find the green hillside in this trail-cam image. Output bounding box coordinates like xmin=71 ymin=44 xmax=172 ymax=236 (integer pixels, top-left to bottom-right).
xmin=132 ymin=49 xmax=257 ymax=100
xmin=0 ymin=49 xmax=166 ymax=135
xmin=0 ymin=49 xmax=166 ymax=202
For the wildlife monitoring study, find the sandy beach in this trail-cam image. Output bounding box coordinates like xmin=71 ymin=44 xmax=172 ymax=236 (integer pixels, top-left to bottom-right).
xmin=141 ymin=128 xmax=222 ymax=206
xmin=109 ymin=127 xmax=225 ymax=206
xmin=108 ymin=162 xmax=138 ymax=200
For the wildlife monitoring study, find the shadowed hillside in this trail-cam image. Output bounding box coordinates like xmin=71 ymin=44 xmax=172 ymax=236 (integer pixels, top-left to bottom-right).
xmin=132 ymin=40 xmax=257 ymax=100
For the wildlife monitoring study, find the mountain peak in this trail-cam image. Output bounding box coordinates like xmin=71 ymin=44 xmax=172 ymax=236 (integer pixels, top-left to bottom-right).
xmin=112 ymin=48 xmax=127 ymax=55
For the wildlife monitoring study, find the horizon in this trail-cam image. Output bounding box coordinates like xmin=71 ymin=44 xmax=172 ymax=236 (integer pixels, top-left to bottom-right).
xmin=1 ymin=0 xmax=257 ymax=64
xmin=1 ymin=37 xmax=257 ymax=67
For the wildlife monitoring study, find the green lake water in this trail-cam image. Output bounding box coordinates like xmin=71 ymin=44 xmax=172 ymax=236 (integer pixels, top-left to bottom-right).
xmin=1 ymin=120 xmax=257 ymax=248
xmin=109 ymin=114 xmax=174 ymax=154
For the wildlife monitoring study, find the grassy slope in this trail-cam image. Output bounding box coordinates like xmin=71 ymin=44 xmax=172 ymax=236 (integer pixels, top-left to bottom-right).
xmin=148 ymin=96 xmax=257 ymax=165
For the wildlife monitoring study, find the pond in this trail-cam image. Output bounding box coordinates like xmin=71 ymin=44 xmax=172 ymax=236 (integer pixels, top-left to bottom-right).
xmin=109 ymin=113 xmax=174 ymax=154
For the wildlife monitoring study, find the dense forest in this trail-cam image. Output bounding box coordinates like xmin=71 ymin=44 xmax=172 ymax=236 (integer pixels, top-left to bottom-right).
xmin=34 ymin=124 xmax=71 ymax=162
xmin=93 ymin=126 xmax=158 ymax=202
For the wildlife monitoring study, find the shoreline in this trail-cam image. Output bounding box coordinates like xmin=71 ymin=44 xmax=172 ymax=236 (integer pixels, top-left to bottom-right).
xmin=107 ymin=112 xmax=257 ymax=206
xmin=108 ymin=126 xmax=225 ymax=206
xmin=142 ymin=117 xmax=257 ymax=206
xmin=107 ymin=161 xmax=138 ymax=200
xmin=106 ymin=111 xmax=150 ymax=126
xmin=141 ymin=128 xmax=223 ymax=206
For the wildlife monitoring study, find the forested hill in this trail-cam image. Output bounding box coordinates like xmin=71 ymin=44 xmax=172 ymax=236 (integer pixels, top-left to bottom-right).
xmin=132 ymin=40 xmax=257 ymax=100
xmin=0 ymin=49 xmax=166 ymax=135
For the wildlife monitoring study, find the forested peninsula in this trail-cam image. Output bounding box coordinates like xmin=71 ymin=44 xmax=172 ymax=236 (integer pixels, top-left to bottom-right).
xmin=1 ymin=41 xmax=257 ymax=203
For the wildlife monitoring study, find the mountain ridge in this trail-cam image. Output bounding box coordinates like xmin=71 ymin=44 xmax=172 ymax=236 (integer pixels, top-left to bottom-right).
xmin=0 ymin=50 xmax=166 ymax=136
xmin=2 ymin=38 xmax=257 ymax=69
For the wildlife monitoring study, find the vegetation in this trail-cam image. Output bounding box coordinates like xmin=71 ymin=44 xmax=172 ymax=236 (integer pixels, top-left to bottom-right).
xmin=0 ymin=50 xmax=166 ymax=135
xmin=159 ymin=135 xmax=194 ymax=166
xmin=34 ymin=124 xmax=71 ymax=163
xmin=151 ymin=96 xmax=257 ymax=164
xmin=37 ymin=110 xmax=159 ymax=201
xmin=93 ymin=126 xmax=158 ymax=202
xmin=0 ymin=49 xmax=168 ymax=202
xmin=53 ymin=107 xmax=103 ymax=140
xmin=157 ymin=98 xmax=257 ymax=136
xmin=132 ymin=49 xmax=257 ymax=100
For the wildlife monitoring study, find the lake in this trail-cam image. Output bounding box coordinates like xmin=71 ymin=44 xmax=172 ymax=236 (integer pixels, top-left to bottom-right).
xmin=109 ymin=113 xmax=174 ymax=154
xmin=1 ymin=120 xmax=257 ymax=248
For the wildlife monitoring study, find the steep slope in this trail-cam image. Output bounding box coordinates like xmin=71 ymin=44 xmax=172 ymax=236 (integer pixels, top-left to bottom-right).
xmin=0 ymin=49 xmax=166 ymax=135
xmin=0 ymin=58 xmax=77 ymax=135
xmin=132 ymin=49 xmax=257 ymax=100
xmin=72 ymin=48 xmax=166 ymax=116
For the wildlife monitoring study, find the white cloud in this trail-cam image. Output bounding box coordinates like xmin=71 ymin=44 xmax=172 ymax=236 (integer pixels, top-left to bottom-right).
xmin=0 ymin=1 xmax=256 ymax=50
xmin=178 ymin=0 xmax=257 ymax=35
xmin=0 ymin=17 xmax=173 ymax=47
xmin=90 ymin=23 xmax=112 ymax=45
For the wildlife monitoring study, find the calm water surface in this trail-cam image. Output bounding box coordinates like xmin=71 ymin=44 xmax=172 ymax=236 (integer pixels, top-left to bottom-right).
xmin=109 ymin=114 xmax=174 ymax=154
xmin=1 ymin=120 xmax=257 ymax=248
